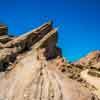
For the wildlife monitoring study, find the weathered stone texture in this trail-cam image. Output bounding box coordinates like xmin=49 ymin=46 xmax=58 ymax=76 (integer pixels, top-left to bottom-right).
xmin=0 ymin=21 xmax=99 ymax=100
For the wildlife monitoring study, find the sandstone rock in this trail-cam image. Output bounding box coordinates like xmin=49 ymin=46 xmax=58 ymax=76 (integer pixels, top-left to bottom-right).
xmin=0 ymin=24 xmax=8 ymax=36
xmin=73 ymin=51 xmax=100 ymax=67
xmin=0 ymin=35 xmax=14 ymax=43
xmin=0 ymin=21 xmax=99 ymax=100
xmin=0 ymin=21 xmax=58 ymax=71
xmin=4 ymin=21 xmax=53 ymax=48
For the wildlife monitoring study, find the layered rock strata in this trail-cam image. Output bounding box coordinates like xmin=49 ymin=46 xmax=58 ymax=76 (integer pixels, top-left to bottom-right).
xmin=0 ymin=21 xmax=99 ymax=100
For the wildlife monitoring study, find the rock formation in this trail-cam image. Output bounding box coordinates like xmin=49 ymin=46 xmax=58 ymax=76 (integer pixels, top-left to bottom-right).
xmin=0 ymin=24 xmax=8 ymax=35
xmin=0 ymin=24 xmax=14 ymax=43
xmin=0 ymin=21 xmax=99 ymax=100
xmin=73 ymin=50 xmax=100 ymax=69
xmin=73 ymin=50 xmax=100 ymax=98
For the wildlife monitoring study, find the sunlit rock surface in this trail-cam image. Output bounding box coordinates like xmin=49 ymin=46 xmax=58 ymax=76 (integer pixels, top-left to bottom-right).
xmin=0 ymin=21 xmax=99 ymax=100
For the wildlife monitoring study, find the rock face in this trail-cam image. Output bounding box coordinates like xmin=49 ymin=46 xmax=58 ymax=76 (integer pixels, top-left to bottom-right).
xmin=72 ymin=50 xmax=100 ymax=98
xmin=0 ymin=21 xmax=58 ymax=70
xmin=0 ymin=24 xmax=13 ymax=44
xmin=0 ymin=21 xmax=99 ymax=100
xmin=73 ymin=51 xmax=100 ymax=69
xmin=0 ymin=24 xmax=8 ymax=36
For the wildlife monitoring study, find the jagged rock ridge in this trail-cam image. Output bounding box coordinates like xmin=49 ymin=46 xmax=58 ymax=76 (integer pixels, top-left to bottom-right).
xmin=0 ymin=21 xmax=99 ymax=100
xmin=73 ymin=50 xmax=100 ymax=69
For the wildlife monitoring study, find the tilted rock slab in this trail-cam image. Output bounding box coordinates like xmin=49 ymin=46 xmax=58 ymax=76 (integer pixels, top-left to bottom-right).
xmin=0 ymin=21 xmax=58 ymax=70
xmin=0 ymin=21 xmax=99 ymax=100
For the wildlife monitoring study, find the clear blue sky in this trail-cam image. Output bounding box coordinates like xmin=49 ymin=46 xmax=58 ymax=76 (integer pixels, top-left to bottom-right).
xmin=0 ymin=0 xmax=100 ymax=61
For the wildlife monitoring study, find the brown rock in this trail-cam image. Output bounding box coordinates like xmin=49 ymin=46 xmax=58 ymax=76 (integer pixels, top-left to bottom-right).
xmin=0 ymin=24 xmax=8 ymax=36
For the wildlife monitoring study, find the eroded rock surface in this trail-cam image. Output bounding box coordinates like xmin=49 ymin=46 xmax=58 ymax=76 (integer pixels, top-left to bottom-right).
xmin=73 ymin=51 xmax=100 ymax=68
xmin=73 ymin=50 xmax=100 ymax=98
xmin=0 ymin=21 xmax=99 ymax=100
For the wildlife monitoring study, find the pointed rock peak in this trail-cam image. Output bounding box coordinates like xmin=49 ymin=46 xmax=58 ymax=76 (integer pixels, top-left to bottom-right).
xmin=0 ymin=21 xmax=61 ymax=70
xmin=48 ymin=20 xmax=53 ymax=25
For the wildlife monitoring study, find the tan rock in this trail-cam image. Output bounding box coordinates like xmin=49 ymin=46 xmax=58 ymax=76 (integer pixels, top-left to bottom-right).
xmin=0 ymin=24 xmax=8 ymax=36
xmin=73 ymin=50 xmax=100 ymax=68
xmin=0 ymin=21 xmax=99 ymax=100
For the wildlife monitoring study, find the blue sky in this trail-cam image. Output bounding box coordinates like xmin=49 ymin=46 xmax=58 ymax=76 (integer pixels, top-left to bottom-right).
xmin=0 ymin=0 xmax=100 ymax=61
